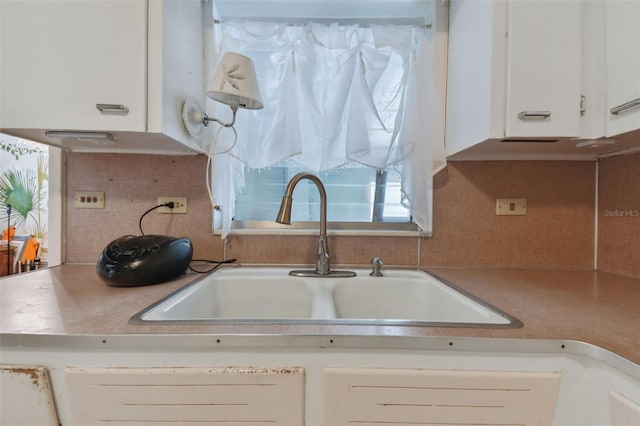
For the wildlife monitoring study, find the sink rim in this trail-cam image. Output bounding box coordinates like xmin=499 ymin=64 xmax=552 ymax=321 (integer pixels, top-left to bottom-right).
xmin=129 ymin=266 xmax=523 ymax=329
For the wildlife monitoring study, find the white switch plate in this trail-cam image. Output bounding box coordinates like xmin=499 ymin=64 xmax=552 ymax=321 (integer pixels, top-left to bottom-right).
xmin=496 ymin=198 xmax=527 ymax=216
xmin=74 ymin=191 xmax=105 ymax=209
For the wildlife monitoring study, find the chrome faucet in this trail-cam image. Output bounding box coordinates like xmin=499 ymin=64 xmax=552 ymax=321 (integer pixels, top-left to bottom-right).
xmin=370 ymin=256 xmax=384 ymax=277
xmin=276 ymin=172 xmax=355 ymax=278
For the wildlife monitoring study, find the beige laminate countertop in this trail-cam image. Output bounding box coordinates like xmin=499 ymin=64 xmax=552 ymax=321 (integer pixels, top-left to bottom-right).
xmin=1 ymin=264 xmax=638 ymax=364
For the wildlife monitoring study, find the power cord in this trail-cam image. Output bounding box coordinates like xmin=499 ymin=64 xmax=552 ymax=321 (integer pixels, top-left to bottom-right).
xmin=138 ymin=202 xmax=174 ymax=235
xmin=189 ymin=258 xmax=237 ymax=274
xmin=137 ymin=202 xmax=237 ymax=273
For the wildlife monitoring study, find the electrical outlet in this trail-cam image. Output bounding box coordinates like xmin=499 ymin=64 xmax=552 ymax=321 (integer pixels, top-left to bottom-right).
xmin=157 ymin=197 xmax=187 ymax=214
xmin=74 ymin=191 xmax=105 ymax=209
xmin=496 ymin=198 xmax=527 ymax=216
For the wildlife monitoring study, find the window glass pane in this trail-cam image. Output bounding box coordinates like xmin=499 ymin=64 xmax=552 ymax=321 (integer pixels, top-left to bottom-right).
xmin=234 ymin=161 xmax=410 ymax=223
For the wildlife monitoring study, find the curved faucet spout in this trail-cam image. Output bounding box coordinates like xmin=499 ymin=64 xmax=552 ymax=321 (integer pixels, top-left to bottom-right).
xmin=275 ymin=172 xmax=354 ymax=278
xmin=276 ymin=173 xmax=327 ymax=236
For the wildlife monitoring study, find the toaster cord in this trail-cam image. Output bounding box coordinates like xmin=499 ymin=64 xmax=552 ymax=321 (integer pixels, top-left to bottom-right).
xmin=138 ymin=202 xmax=175 ymax=235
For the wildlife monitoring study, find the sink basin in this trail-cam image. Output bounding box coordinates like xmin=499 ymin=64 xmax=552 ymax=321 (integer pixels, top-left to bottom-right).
xmin=332 ymin=276 xmax=508 ymax=323
xmin=131 ymin=267 xmax=521 ymax=328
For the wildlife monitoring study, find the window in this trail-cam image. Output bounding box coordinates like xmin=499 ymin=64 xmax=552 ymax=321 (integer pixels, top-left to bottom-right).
xmin=234 ymin=163 xmax=410 ymax=223
xmin=0 ymin=134 xmax=63 ymax=270
xmin=202 ymin=20 xmax=446 ymax=238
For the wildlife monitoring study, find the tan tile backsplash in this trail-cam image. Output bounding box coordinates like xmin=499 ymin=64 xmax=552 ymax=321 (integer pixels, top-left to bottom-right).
xmin=423 ymin=161 xmax=595 ymax=270
xmin=225 ymin=235 xmax=420 ymax=267
xmin=65 ymin=154 xmax=224 ymax=263
xmin=597 ymin=152 xmax=640 ymax=278
xmin=65 ymin=151 xmax=637 ymax=277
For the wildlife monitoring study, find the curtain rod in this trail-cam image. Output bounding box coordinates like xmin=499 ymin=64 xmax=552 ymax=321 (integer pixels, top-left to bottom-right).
xmin=213 ymin=18 xmax=431 ymax=29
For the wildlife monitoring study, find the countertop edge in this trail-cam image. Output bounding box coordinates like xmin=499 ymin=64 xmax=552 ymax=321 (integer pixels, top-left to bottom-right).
xmin=1 ymin=332 xmax=638 ymax=380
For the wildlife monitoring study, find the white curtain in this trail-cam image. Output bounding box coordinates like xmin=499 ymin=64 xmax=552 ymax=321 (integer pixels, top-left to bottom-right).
xmin=200 ymin=21 xmax=446 ymax=239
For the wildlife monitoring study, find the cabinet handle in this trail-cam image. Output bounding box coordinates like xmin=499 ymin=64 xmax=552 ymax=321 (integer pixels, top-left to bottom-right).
xmin=517 ymin=111 xmax=551 ymax=120
xmin=96 ymin=104 xmax=129 ymax=114
xmin=609 ymin=98 xmax=640 ymax=115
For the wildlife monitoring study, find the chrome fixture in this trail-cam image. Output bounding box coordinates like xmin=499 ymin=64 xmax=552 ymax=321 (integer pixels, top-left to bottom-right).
xmin=45 ymin=130 xmax=113 ymax=140
xmin=96 ymin=104 xmax=129 ymax=114
xmin=181 ymin=52 xmax=263 ymax=137
xmin=517 ymin=111 xmax=551 ymax=120
xmin=610 ymin=97 xmax=640 ymax=115
xmin=370 ymin=256 xmax=383 ymax=277
xmin=275 ymin=173 xmax=356 ymax=278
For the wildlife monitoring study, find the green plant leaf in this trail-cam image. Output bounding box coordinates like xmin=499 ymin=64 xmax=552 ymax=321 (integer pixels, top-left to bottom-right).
xmin=0 ymin=168 xmax=36 ymax=229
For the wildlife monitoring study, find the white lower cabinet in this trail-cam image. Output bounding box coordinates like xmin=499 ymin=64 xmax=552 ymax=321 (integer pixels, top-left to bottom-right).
xmin=64 ymin=367 xmax=304 ymax=426
xmin=2 ymin=338 xmax=638 ymax=426
xmin=0 ymin=365 xmax=59 ymax=425
xmin=610 ymin=391 xmax=640 ymax=425
xmin=323 ymin=368 xmax=561 ymax=425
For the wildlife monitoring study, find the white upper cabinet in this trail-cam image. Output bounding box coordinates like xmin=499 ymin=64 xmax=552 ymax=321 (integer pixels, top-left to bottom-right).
xmin=1 ymin=1 xmax=147 ymax=132
xmin=446 ymin=0 xmax=582 ymax=159
xmin=0 ymin=0 xmax=203 ymax=154
xmin=504 ymin=1 xmax=582 ymax=138
xmin=604 ymin=0 xmax=640 ymax=138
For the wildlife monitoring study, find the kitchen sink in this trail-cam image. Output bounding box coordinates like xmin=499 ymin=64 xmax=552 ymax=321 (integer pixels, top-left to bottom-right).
xmin=130 ymin=267 xmax=522 ymax=328
xmin=331 ymin=276 xmax=509 ymax=323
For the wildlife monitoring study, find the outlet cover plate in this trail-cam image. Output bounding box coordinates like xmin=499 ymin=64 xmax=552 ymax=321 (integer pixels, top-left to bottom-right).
xmin=496 ymin=198 xmax=527 ymax=216
xmin=157 ymin=197 xmax=188 ymax=214
xmin=74 ymin=191 xmax=105 ymax=209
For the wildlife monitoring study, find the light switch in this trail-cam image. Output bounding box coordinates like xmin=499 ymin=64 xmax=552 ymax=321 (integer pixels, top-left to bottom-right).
xmin=496 ymin=198 xmax=527 ymax=216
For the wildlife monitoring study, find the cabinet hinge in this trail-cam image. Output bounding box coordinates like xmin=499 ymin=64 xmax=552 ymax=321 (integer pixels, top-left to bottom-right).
xmin=580 ymin=95 xmax=586 ymax=116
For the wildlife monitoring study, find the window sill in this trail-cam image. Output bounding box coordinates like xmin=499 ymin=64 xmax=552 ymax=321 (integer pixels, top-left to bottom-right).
xmin=215 ymin=221 xmax=431 ymax=238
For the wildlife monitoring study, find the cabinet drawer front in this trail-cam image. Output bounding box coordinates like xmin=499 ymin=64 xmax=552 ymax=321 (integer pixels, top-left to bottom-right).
xmin=324 ymin=368 xmax=561 ymax=425
xmin=65 ymin=367 xmax=304 ymax=426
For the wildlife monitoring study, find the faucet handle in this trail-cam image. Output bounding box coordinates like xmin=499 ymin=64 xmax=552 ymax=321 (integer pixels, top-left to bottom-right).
xmin=370 ymin=256 xmax=383 ymax=277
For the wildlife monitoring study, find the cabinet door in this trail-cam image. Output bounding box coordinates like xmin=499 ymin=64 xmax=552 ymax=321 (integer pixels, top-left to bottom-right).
xmin=605 ymin=0 xmax=640 ymax=137
xmin=65 ymin=367 xmax=304 ymax=425
xmin=324 ymin=368 xmax=561 ymax=425
xmin=0 ymin=1 xmax=147 ymax=131
xmin=0 ymin=365 xmax=59 ymax=425
xmin=505 ymin=1 xmax=582 ymax=138
xmin=610 ymin=391 xmax=640 ymax=425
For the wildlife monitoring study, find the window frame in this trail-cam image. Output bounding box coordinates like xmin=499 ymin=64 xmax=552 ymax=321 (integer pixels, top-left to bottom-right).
xmin=210 ymin=2 xmax=449 ymax=239
xmin=217 ymin=220 xmax=427 ymax=237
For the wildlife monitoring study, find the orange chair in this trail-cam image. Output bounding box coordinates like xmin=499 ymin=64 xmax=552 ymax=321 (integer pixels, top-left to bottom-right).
xmin=1 ymin=227 xmax=39 ymax=265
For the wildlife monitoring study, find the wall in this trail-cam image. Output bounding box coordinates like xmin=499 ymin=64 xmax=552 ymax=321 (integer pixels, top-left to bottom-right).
xmin=65 ymin=154 xmax=224 ymax=263
xmin=597 ymin=152 xmax=640 ymax=278
xmin=66 ymin=153 xmax=598 ymax=273
xmin=424 ymin=161 xmax=595 ymax=270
